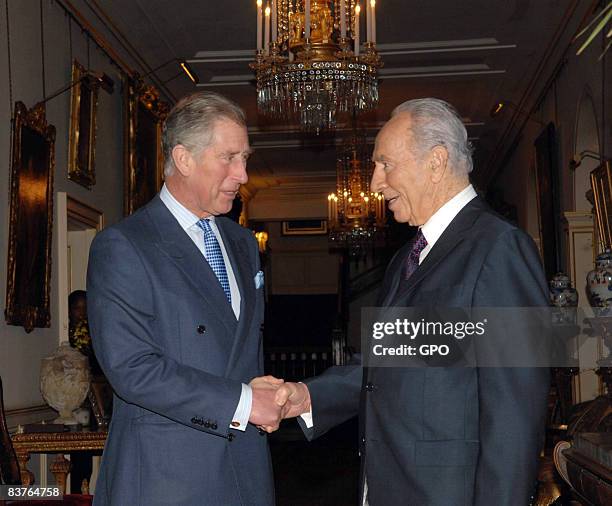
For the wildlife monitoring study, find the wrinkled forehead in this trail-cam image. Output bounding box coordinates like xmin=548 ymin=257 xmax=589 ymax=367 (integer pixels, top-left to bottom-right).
xmin=374 ymin=114 xmax=413 ymax=158
xmin=210 ymin=118 xmax=249 ymax=143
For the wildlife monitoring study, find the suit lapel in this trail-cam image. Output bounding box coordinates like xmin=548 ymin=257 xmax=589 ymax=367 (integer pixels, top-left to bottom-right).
xmin=392 ymin=196 xmax=486 ymax=304
xmin=146 ymin=197 xmax=238 ymax=335
xmin=216 ymin=217 xmax=256 ymax=376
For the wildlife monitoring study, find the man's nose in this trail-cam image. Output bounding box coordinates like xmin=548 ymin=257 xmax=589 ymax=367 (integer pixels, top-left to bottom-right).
xmin=370 ymin=165 xmax=385 ymax=193
xmin=233 ymin=160 xmax=248 ymax=184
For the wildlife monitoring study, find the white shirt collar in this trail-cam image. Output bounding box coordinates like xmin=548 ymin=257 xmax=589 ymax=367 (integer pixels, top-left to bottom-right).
xmin=159 ymin=184 xmax=215 ymax=231
xmin=420 ymin=184 xmax=477 ymax=250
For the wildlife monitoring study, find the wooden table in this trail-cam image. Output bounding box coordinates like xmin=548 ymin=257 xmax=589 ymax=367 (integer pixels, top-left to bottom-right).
xmin=11 ymin=429 xmax=107 ymax=494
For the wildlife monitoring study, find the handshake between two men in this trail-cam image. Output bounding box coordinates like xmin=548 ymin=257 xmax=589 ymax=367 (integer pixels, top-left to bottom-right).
xmin=247 ymin=376 xmax=311 ymax=432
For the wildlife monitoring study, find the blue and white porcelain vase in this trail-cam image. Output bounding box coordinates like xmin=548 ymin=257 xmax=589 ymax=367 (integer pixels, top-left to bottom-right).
xmin=586 ymin=249 xmax=612 ymax=316
xmin=549 ymin=272 xmax=578 ymax=324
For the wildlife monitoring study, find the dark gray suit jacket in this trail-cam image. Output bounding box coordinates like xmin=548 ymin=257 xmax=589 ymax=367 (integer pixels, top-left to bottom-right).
xmin=300 ymin=196 xmax=550 ymax=506
xmin=87 ymin=196 xmax=272 ymax=506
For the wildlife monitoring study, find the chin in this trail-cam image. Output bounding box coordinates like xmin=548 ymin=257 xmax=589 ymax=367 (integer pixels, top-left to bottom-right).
xmin=392 ymin=212 xmax=409 ymax=224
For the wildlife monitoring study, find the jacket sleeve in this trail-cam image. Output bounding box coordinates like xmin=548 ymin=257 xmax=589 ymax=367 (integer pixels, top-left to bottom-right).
xmin=297 ymin=363 xmax=362 ymax=440
xmin=87 ymin=227 xmax=242 ymax=437
xmin=472 ymin=228 xmax=550 ymax=505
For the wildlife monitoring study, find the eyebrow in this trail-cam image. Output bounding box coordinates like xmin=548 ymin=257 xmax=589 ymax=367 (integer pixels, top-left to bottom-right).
xmin=221 ymin=148 xmax=253 ymax=156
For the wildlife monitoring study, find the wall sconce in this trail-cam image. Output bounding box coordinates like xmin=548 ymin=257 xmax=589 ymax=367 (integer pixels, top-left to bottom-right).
xmin=489 ymin=100 xmax=545 ymax=125
xmin=569 ymin=150 xmax=603 ymax=170
xmin=254 ymin=231 xmax=269 ymax=253
xmin=141 ymin=59 xmax=199 ymax=85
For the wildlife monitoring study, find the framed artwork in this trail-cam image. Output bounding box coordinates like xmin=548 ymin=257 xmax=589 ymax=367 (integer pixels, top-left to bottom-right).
xmin=5 ymin=102 xmax=56 ymax=333
xmin=281 ymin=220 xmax=328 ymax=236
xmin=68 ymin=59 xmax=99 ymax=189
xmin=590 ymin=160 xmax=612 ymax=249
xmin=123 ymin=78 xmax=168 ymax=215
xmin=534 ymin=123 xmax=561 ymax=280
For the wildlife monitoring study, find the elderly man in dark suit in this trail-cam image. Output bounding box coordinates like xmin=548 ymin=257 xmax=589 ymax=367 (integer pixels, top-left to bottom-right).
xmin=274 ymin=98 xmax=550 ymax=505
xmin=88 ymin=92 xmax=282 ymax=506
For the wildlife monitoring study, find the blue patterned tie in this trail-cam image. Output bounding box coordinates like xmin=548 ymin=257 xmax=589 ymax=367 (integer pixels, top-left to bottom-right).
xmin=196 ymin=218 xmax=232 ymax=304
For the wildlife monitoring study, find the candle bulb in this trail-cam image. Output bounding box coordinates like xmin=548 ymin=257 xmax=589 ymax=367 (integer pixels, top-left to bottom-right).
xmin=264 ymin=5 xmax=270 ymax=54
xmin=272 ymin=0 xmax=277 ymax=42
xmin=366 ymin=0 xmax=371 ymax=43
xmin=340 ymin=0 xmax=346 ymax=38
xmin=354 ymin=4 xmax=360 ymax=55
xmin=257 ymin=0 xmax=263 ymax=51
xmin=305 ymin=0 xmax=311 ymax=40
xmin=370 ymin=0 xmax=376 ymax=44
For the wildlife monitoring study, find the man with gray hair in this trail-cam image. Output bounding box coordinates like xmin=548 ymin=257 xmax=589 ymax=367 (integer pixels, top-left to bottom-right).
xmin=274 ymin=98 xmax=550 ymax=505
xmin=88 ymin=91 xmax=282 ymax=505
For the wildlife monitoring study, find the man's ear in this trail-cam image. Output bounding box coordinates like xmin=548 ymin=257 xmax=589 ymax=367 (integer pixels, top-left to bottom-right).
xmin=429 ymin=146 xmax=449 ymax=183
xmin=171 ymin=144 xmax=193 ymax=177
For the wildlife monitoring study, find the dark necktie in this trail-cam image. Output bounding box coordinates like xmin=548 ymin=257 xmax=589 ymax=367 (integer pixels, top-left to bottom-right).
xmin=196 ymin=218 xmax=232 ymax=304
xmin=403 ymin=228 xmax=428 ymax=280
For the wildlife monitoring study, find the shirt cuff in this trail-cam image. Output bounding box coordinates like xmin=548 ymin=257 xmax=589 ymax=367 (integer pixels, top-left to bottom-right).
xmin=230 ymin=383 xmax=252 ymax=431
xmin=300 ymin=406 xmax=313 ymax=428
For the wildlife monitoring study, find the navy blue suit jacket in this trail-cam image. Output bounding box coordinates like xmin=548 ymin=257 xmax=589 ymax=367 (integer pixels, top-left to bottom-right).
xmin=88 ymin=196 xmax=272 ymax=506
xmin=301 ymin=196 xmax=550 ymax=506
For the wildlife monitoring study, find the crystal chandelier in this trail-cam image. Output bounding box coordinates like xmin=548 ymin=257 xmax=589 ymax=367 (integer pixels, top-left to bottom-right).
xmin=327 ymin=129 xmax=385 ymax=256
xmin=250 ymin=0 xmax=382 ymax=133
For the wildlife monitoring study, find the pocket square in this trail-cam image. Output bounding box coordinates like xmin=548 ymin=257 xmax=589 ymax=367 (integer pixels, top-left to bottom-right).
xmin=254 ymin=270 xmax=264 ymax=289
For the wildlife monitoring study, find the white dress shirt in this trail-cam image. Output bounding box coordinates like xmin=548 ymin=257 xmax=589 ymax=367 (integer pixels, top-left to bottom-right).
xmin=159 ymin=184 xmax=252 ymax=431
xmin=419 ymin=184 xmax=477 ymax=263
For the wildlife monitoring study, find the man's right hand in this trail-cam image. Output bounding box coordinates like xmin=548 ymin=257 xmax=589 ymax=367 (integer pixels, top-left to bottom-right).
xmin=275 ymin=382 xmax=311 ymax=419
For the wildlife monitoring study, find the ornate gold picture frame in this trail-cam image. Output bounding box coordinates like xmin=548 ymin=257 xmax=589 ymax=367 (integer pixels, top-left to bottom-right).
xmin=68 ymin=59 xmax=99 ymax=189
xmin=590 ymin=160 xmax=612 ymax=249
xmin=281 ymin=220 xmax=328 ymax=235
xmin=123 ymin=78 xmax=168 ymax=215
xmin=5 ymin=102 xmax=56 ymax=332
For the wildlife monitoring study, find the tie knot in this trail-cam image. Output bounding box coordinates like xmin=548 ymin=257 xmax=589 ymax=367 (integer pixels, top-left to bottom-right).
xmin=196 ymin=218 xmax=213 ymax=235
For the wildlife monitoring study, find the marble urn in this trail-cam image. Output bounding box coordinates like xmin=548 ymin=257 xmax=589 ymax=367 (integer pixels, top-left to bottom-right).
xmin=40 ymin=343 xmax=91 ymax=425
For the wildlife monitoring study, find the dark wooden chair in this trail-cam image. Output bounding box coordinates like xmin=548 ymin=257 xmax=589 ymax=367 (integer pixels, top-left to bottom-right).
xmin=0 ymin=376 xmax=92 ymax=506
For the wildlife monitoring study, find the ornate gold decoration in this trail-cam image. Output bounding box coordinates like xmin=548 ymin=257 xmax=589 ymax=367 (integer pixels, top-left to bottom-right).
xmin=123 ymin=77 xmax=169 ymax=215
xmin=5 ymin=101 xmax=56 ymax=332
xmin=251 ymin=0 xmax=381 ymax=133
xmin=328 ymin=128 xmax=385 ymax=257
xmin=12 ymin=430 xmax=107 ymax=493
xmin=68 ymin=59 xmax=100 ymax=189
xmin=590 ymin=160 xmax=612 ymax=249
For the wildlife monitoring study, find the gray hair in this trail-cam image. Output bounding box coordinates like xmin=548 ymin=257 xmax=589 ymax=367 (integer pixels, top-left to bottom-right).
xmin=391 ymin=98 xmax=473 ymax=174
xmin=162 ymin=91 xmax=246 ymax=177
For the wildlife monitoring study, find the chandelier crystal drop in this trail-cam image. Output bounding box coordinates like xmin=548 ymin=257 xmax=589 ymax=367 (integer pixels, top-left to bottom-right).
xmin=250 ymin=0 xmax=382 ymax=134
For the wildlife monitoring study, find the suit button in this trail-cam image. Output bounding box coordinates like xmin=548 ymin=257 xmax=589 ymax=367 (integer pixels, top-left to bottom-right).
xmin=211 ymin=422 xmax=218 ymax=430
xmin=191 ymin=417 xmax=198 ymax=424
xmin=197 ymin=325 xmax=206 ymax=334
xmin=361 ymin=437 xmax=366 ymax=444
xmin=365 ymin=383 xmax=374 ymax=392
xmin=204 ymin=421 xmax=211 ymax=428
xmin=228 ymin=433 xmax=235 ymax=442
